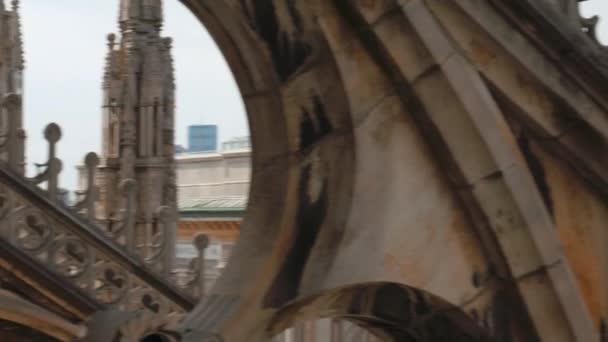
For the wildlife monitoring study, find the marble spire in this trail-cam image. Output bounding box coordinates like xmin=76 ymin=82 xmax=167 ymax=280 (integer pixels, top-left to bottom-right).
xmin=119 ymin=0 xmax=163 ymax=29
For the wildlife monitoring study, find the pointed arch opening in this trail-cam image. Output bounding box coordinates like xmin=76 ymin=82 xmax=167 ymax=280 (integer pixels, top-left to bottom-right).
xmin=268 ymin=282 xmax=492 ymax=342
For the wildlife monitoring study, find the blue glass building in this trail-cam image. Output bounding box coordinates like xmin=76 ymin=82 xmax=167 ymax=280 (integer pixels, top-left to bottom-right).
xmin=188 ymin=125 xmax=218 ymax=152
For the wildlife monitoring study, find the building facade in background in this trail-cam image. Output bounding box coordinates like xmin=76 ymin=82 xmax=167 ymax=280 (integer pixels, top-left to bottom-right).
xmin=175 ymin=137 xmax=249 ymax=291
xmin=221 ymin=136 xmax=250 ymax=151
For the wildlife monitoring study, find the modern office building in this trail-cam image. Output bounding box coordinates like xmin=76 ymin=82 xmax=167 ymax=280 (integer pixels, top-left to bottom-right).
xmin=188 ymin=124 xmax=218 ymax=152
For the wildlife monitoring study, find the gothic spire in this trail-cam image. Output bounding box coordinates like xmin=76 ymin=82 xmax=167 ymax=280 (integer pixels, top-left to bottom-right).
xmin=96 ymin=0 xmax=176 ymax=272
xmin=10 ymin=0 xmax=24 ymax=72
xmin=119 ymin=0 xmax=163 ymax=29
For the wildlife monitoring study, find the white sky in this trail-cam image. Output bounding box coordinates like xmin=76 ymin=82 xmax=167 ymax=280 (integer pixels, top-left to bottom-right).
xmin=18 ymin=1 xmax=608 ymax=191
xmin=21 ymin=0 xmax=248 ymax=190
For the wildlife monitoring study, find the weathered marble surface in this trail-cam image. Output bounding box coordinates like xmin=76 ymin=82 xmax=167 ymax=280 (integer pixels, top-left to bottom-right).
xmin=0 ymin=0 xmax=606 ymax=341
xmin=175 ymin=0 xmax=608 ymax=341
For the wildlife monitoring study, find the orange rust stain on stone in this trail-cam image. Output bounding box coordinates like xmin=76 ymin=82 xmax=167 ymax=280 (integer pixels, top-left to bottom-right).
xmin=469 ymin=34 xmax=557 ymax=123
xmin=469 ymin=38 xmax=497 ymax=67
xmin=383 ymin=251 xmax=417 ymax=281
xmin=534 ymin=143 xmax=604 ymax=324
xmin=448 ymin=207 xmax=486 ymax=268
xmin=381 ymin=207 xmax=486 ymax=291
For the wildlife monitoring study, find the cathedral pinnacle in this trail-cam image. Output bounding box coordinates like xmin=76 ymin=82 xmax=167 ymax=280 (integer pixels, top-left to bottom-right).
xmin=10 ymin=0 xmax=23 ymax=71
xmin=119 ymin=0 xmax=163 ymax=28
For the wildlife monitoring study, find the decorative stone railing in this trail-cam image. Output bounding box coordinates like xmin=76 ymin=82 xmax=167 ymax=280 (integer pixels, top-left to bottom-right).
xmin=42 ymin=123 xmax=205 ymax=294
xmin=0 ymin=163 xmax=193 ymax=312
xmin=0 ymin=121 xmax=210 ymax=325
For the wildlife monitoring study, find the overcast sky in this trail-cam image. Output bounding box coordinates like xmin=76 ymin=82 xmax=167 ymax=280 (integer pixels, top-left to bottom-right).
xmin=18 ymin=0 xmax=608 ymax=191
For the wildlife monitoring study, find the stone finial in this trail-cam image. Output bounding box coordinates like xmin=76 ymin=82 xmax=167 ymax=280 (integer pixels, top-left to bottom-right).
xmin=85 ymin=152 xmax=100 ymax=169
xmin=103 ymin=34 xmax=117 ymax=88
xmin=193 ymin=233 xmax=210 ymax=252
xmin=107 ymin=33 xmax=116 ymax=48
xmin=44 ymin=123 xmax=62 ymax=144
xmin=11 ymin=0 xmax=18 ymax=11
xmin=192 ymin=233 xmax=209 ymax=298
xmin=162 ymin=37 xmax=172 ymax=49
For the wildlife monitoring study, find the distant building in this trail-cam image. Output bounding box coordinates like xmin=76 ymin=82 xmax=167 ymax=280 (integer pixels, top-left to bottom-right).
xmin=175 ymin=144 xmax=187 ymax=154
xmin=222 ymin=136 xmax=251 ymax=151
xmin=176 ymin=147 xmax=250 ymax=200
xmin=188 ymin=125 xmax=218 ymax=152
xmin=175 ymin=143 xmax=250 ymax=291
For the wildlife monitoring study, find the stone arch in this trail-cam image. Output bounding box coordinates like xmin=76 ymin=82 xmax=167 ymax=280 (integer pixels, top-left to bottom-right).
xmin=0 ymin=292 xmax=86 ymax=341
xmin=170 ymin=0 xmax=602 ymax=341
xmin=179 ymin=0 xmax=357 ymax=325
xmin=141 ymin=331 xmax=180 ymax=342
xmin=266 ymin=282 xmax=492 ymax=342
xmin=0 ymin=319 xmax=60 ymax=342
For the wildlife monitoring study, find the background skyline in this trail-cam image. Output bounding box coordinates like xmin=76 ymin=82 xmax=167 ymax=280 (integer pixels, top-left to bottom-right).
xmin=18 ymin=0 xmax=608 ymax=191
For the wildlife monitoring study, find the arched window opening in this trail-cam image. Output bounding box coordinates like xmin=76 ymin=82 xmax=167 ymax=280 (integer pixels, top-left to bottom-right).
xmin=267 ymin=283 xmax=493 ymax=342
